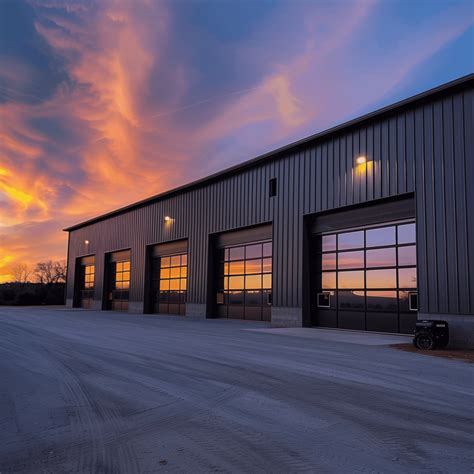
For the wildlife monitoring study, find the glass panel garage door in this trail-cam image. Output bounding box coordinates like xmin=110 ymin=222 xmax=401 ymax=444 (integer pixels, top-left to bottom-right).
xmin=110 ymin=260 xmax=130 ymax=311
xmin=80 ymin=263 xmax=95 ymax=308
xmin=315 ymin=221 xmax=417 ymax=334
xmin=216 ymin=241 xmax=272 ymax=321
xmin=151 ymin=253 xmax=187 ymax=315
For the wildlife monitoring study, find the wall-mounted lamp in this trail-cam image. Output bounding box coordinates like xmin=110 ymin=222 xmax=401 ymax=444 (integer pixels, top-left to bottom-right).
xmin=356 ymin=156 xmax=367 ymax=165
xmin=164 ymin=216 xmax=172 ymax=223
xmin=84 ymin=240 xmax=90 ymax=245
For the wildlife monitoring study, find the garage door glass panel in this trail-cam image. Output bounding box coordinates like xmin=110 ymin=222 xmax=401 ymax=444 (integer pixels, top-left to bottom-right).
xmin=322 ymin=234 xmax=336 ymax=252
xmin=338 ymin=290 xmax=365 ymax=310
xmin=398 ymin=223 xmax=416 ymax=244
xmin=366 ymin=248 xmax=396 ymax=268
xmin=246 ymin=259 xmax=262 ymax=274
xmin=338 ymin=231 xmax=364 ymax=250
xmin=152 ymin=252 xmax=187 ymax=315
xmin=338 ymin=251 xmax=364 ymax=269
xmin=398 ymin=246 xmax=416 ymax=266
xmin=366 ymin=291 xmax=398 ymax=311
xmin=246 ymin=244 xmax=262 ymax=259
xmin=366 ymin=226 xmax=395 ymax=247
xmin=315 ymin=220 xmax=417 ymax=333
xmin=366 ymin=269 xmax=396 ymax=288
xmin=322 ymin=272 xmax=337 ymax=289
xmin=322 ymin=253 xmax=336 ymax=270
xmin=229 ymin=247 xmax=245 ymax=261
xmin=79 ymin=262 xmax=95 ymax=308
xmin=110 ymin=259 xmax=131 ymax=311
xmin=216 ymin=239 xmax=272 ymax=321
xmin=338 ymin=271 xmax=364 ymax=289
xmin=398 ymin=268 xmax=417 ymax=288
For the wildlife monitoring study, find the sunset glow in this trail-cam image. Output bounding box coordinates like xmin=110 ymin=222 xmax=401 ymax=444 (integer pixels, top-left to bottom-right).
xmin=1 ymin=0 xmax=473 ymax=282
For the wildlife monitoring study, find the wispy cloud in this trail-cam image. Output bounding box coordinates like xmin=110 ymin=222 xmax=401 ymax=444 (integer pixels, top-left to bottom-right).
xmin=0 ymin=0 xmax=472 ymax=281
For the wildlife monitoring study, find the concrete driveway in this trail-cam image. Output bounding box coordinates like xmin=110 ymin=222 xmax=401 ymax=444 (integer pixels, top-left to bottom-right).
xmin=0 ymin=307 xmax=472 ymax=473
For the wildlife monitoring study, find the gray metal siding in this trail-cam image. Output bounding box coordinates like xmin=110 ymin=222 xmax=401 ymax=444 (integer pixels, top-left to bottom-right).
xmin=67 ymin=82 xmax=474 ymax=317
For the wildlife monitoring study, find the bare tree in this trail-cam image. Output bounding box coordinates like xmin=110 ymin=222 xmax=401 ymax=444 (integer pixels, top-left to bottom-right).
xmin=9 ymin=263 xmax=31 ymax=285
xmin=53 ymin=260 xmax=67 ymax=283
xmin=34 ymin=260 xmax=67 ymax=285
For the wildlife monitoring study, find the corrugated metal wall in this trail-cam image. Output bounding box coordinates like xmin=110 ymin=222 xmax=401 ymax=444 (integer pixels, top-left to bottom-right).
xmin=67 ymin=81 xmax=474 ymax=317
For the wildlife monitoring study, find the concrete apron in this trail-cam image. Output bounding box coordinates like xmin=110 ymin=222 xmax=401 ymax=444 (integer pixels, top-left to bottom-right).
xmin=246 ymin=327 xmax=412 ymax=346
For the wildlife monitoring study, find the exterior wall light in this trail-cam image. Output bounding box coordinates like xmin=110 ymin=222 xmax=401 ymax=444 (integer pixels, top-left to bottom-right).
xmin=164 ymin=216 xmax=172 ymax=223
xmin=84 ymin=240 xmax=90 ymax=245
xmin=356 ymin=156 xmax=367 ymax=165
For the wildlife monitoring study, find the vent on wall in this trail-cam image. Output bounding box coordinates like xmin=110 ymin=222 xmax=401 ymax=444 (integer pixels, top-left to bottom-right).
xmin=269 ymin=178 xmax=277 ymax=197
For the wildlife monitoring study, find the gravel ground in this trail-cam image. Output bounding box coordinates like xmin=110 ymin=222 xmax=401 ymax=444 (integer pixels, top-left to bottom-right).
xmin=0 ymin=306 xmax=473 ymax=473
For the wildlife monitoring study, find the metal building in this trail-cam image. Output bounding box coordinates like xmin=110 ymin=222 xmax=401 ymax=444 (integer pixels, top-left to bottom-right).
xmin=65 ymin=74 xmax=474 ymax=347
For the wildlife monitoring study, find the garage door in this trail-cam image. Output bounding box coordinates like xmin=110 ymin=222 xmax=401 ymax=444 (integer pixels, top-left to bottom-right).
xmin=314 ymin=220 xmax=418 ymax=334
xmin=149 ymin=240 xmax=187 ymax=315
xmin=214 ymin=224 xmax=272 ymax=321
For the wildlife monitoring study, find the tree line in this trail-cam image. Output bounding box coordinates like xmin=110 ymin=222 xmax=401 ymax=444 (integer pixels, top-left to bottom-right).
xmin=0 ymin=260 xmax=67 ymax=306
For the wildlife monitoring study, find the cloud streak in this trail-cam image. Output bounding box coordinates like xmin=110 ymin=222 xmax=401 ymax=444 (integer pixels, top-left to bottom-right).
xmin=0 ymin=0 xmax=472 ymax=281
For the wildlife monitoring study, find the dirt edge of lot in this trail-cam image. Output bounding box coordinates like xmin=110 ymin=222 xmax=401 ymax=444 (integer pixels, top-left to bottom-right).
xmin=391 ymin=343 xmax=474 ymax=363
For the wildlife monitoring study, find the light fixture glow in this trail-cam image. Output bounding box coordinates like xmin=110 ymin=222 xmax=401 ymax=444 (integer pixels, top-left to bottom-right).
xmin=356 ymin=156 xmax=367 ymax=165
xmin=84 ymin=240 xmax=90 ymax=245
xmin=164 ymin=216 xmax=171 ymax=222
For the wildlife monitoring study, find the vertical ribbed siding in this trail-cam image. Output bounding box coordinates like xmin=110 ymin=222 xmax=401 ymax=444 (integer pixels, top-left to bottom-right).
xmin=67 ymin=83 xmax=474 ymax=317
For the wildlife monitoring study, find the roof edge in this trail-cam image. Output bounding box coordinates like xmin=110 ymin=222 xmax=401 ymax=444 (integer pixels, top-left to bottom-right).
xmin=64 ymin=73 xmax=474 ymax=232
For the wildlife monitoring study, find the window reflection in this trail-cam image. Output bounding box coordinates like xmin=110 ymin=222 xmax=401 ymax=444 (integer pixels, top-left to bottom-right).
xmin=322 ymin=272 xmax=337 ymax=289
xmin=338 ymin=290 xmax=365 ymax=310
xmin=398 ymin=246 xmax=416 ymax=266
xmin=83 ymin=264 xmax=95 ymax=290
xmin=366 ymin=226 xmax=395 ymax=247
xmin=229 ymin=246 xmax=245 ymax=261
xmin=115 ymin=260 xmax=131 ymax=291
xmin=170 ymin=267 xmax=180 ymax=278
xmin=366 ymin=291 xmax=398 ymax=311
xmin=322 ymin=234 xmax=337 ymax=252
xmin=338 ymin=231 xmax=364 ymax=250
xmin=262 ymin=258 xmax=272 ymax=273
xmin=338 ymin=270 xmax=364 ymax=289
xmin=245 ymin=259 xmax=262 ymax=274
xmin=245 ymin=275 xmax=262 ymax=289
xmin=228 ymin=291 xmax=244 ymax=305
xmin=229 ymin=276 xmax=245 ymax=290
xmin=246 ymin=290 xmax=262 ymax=305
xmin=338 ymin=251 xmax=364 ymax=269
xmin=263 ymin=242 xmax=272 ymax=257
xmin=366 ymin=269 xmax=396 ymax=288
xmin=366 ymin=248 xmax=396 ymax=268
xmin=157 ymin=253 xmax=188 ymax=313
xmin=246 ymin=244 xmax=262 ymax=259
xmin=398 ymin=223 xmax=416 ymax=244
xmin=322 ymin=253 xmax=336 ymax=270
xmin=228 ymin=261 xmax=245 ymax=275
xmin=399 ymin=268 xmax=417 ymax=288
xmin=217 ymin=240 xmax=272 ymax=321
xmin=317 ymin=221 xmax=417 ymax=325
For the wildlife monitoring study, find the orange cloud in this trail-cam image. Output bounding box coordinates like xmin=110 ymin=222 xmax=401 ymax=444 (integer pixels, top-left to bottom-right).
xmin=0 ymin=0 xmax=472 ymax=284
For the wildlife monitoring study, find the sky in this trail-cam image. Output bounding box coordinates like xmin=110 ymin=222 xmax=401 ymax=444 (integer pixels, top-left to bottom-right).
xmin=0 ymin=0 xmax=473 ymax=282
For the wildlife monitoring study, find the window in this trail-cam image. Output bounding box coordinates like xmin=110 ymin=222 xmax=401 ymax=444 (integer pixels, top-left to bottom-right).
xmin=155 ymin=253 xmax=187 ymax=314
xmin=83 ymin=264 xmax=95 ymax=290
xmin=80 ymin=263 xmax=95 ymax=308
xmin=338 ymin=231 xmax=364 ymax=250
xmin=317 ymin=220 xmax=417 ymax=331
xmin=111 ymin=259 xmax=130 ymax=311
xmin=217 ymin=240 xmax=272 ymax=321
xmin=269 ymin=178 xmax=277 ymax=197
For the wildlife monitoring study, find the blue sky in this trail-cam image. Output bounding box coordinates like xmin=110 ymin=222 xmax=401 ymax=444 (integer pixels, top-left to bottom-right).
xmin=0 ymin=0 xmax=472 ymax=279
